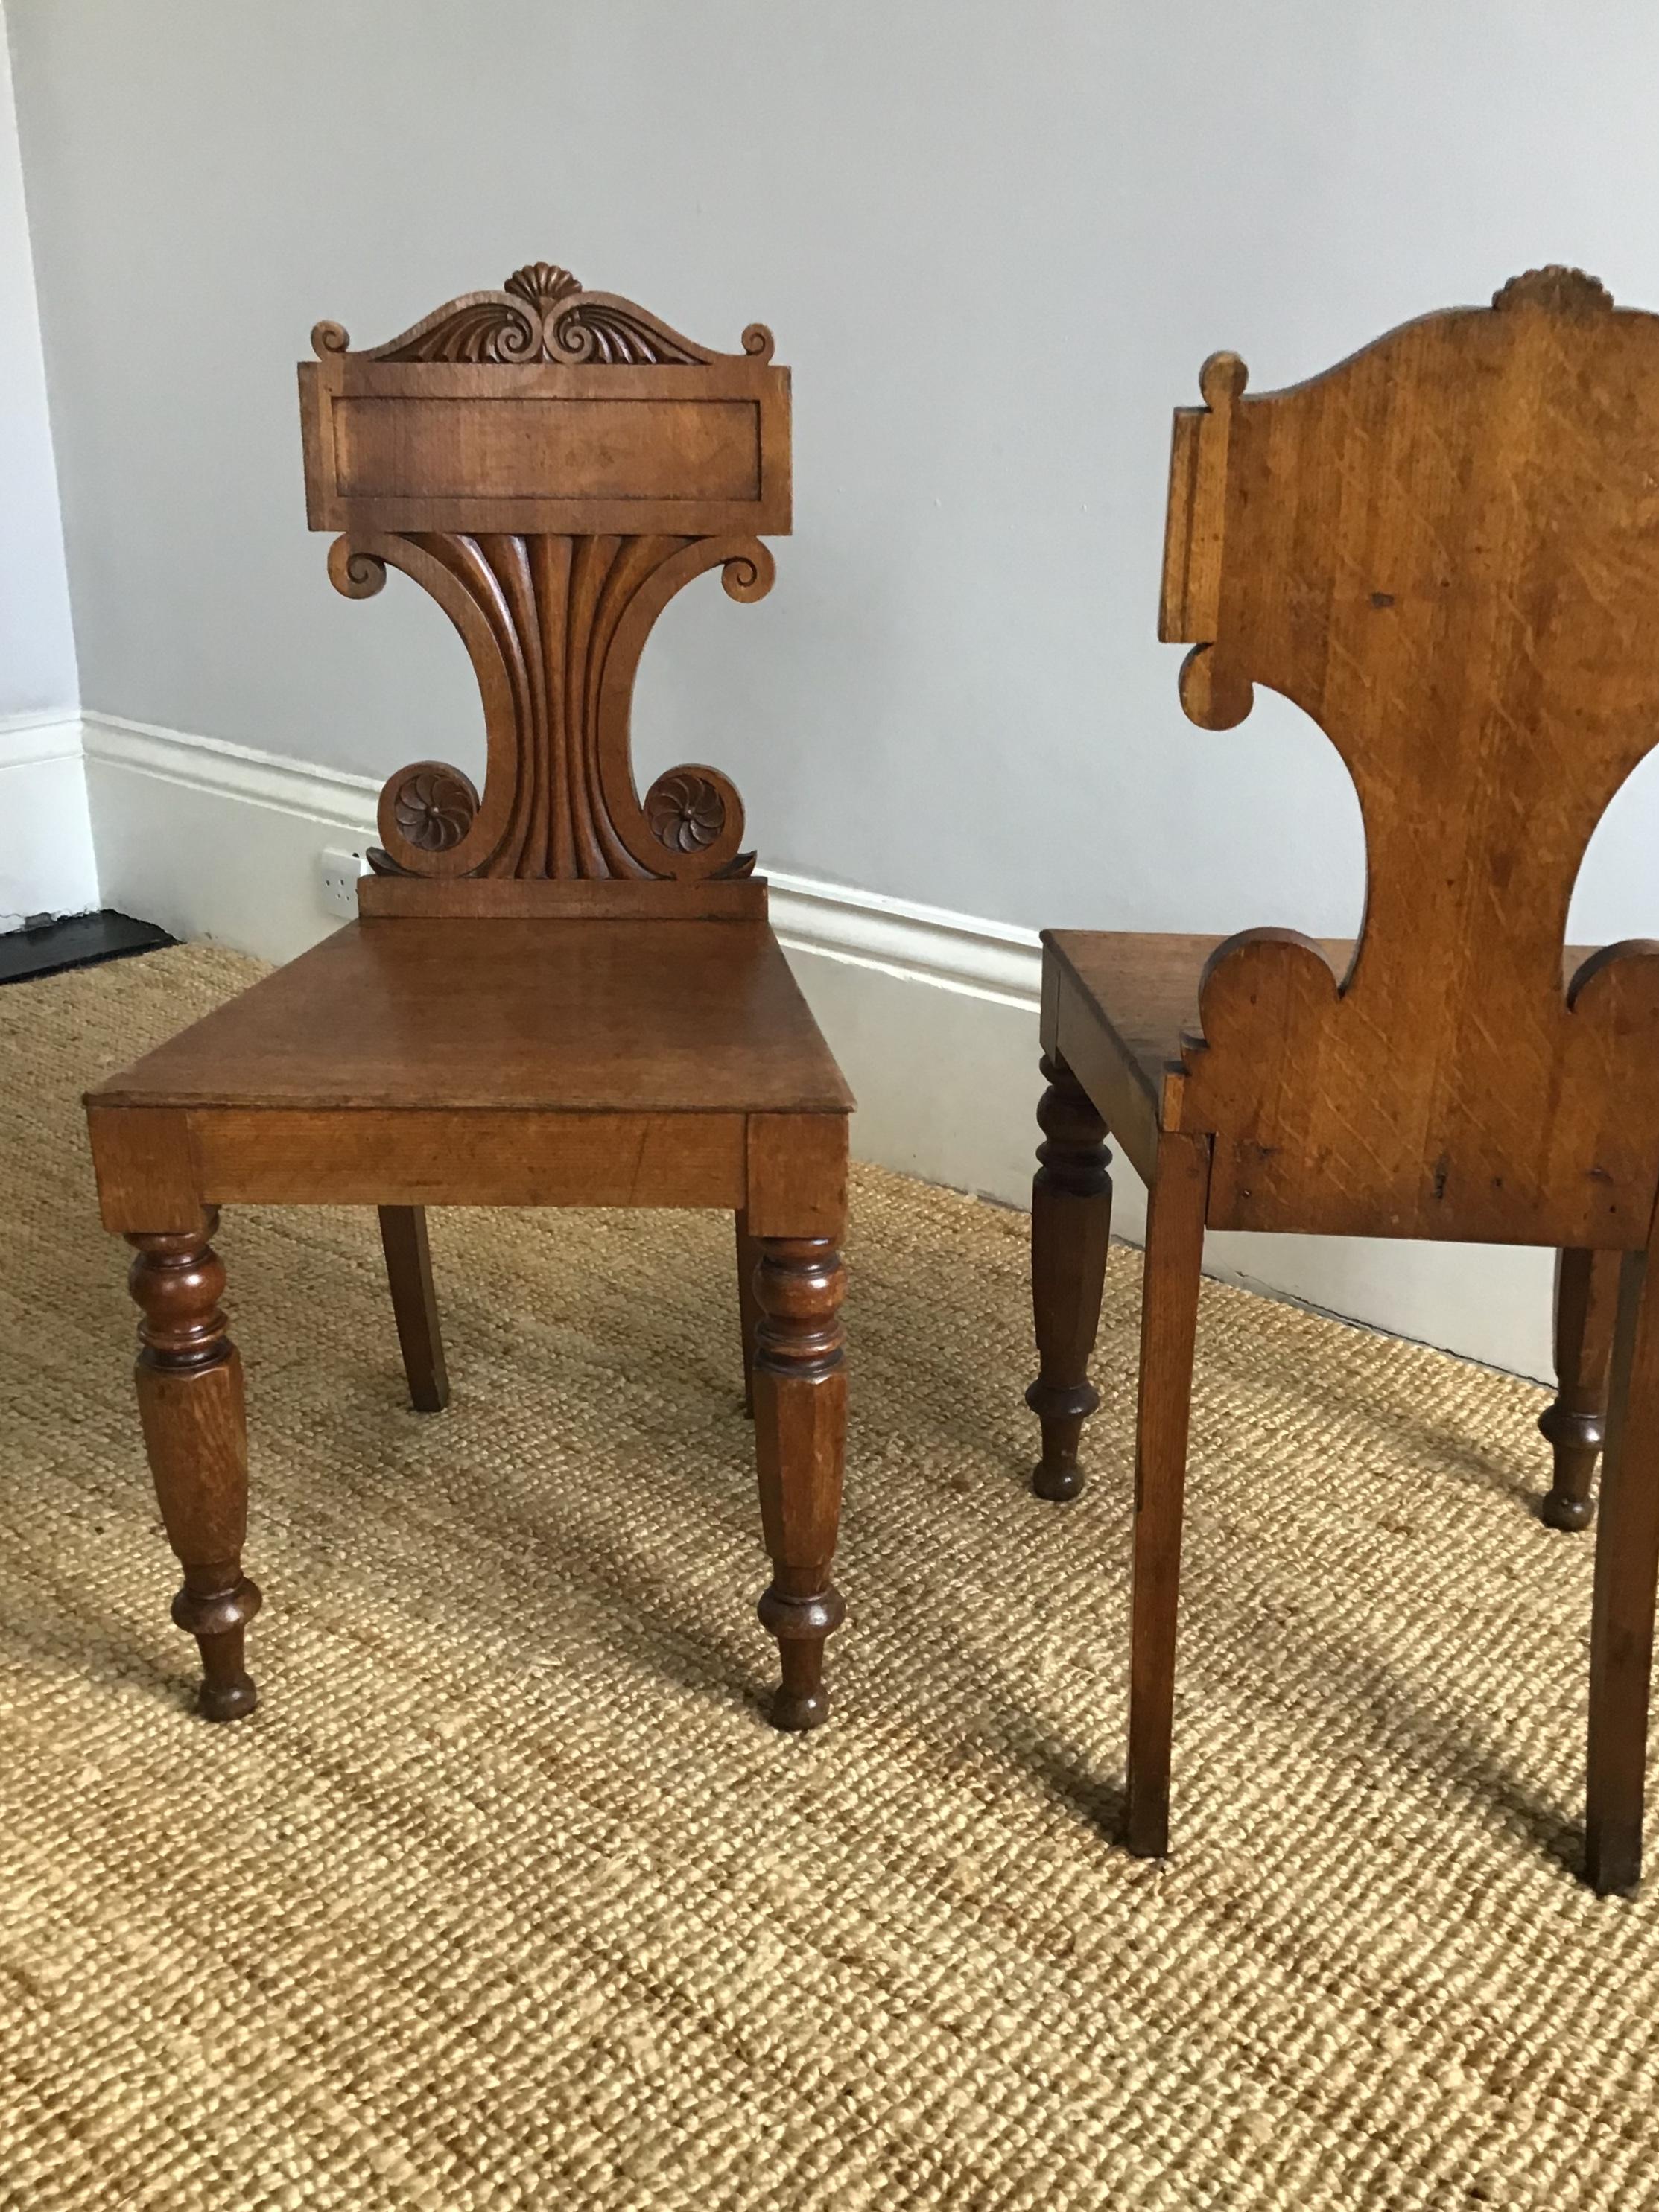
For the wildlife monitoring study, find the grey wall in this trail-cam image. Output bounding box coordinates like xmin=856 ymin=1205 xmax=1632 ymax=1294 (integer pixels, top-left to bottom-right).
xmin=11 ymin=0 xmax=1659 ymax=940
xmin=0 ymin=0 xmax=74 ymax=719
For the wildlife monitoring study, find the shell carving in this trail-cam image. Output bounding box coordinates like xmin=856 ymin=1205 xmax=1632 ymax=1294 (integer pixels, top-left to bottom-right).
xmin=503 ymin=262 xmax=581 ymax=315
xmin=646 ymin=772 xmax=726 ymax=853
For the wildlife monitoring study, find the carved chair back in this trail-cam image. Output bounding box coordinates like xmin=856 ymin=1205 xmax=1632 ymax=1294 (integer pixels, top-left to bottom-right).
xmin=299 ymin=262 xmax=789 ymax=885
xmin=1159 ymin=267 xmax=1659 ymax=1247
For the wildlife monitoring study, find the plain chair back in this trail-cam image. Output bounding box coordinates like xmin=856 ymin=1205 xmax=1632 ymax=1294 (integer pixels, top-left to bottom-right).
xmin=1159 ymin=266 xmax=1659 ymax=1247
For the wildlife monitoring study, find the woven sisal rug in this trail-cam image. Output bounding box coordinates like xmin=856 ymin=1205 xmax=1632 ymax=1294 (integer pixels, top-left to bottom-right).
xmin=1 ymin=943 xmax=1655 ymax=2210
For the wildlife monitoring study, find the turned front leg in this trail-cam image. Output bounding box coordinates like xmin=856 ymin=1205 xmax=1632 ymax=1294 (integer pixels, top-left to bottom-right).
xmin=1540 ymin=1248 xmax=1620 ymax=1532
xmin=1027 ymin=1053 xmax=1113 ymax=1500
xmin=752 ymin=1237 xmax=847 ymax=1730
xmin=126 ymin=1215 xmax=260 ymax=1720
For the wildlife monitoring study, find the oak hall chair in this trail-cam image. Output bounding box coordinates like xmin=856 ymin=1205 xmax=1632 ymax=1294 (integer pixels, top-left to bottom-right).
xmin=83 ymin=263 xmax=853 ymax=1736
xmin=1024 ymin=267 xmax=1659 ymax=1895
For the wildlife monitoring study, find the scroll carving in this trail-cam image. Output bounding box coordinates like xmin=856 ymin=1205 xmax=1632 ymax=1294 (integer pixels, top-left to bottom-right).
xmin=332 ymin=530 xmax=770 ymax=881
xmin=1158 ymin=271 xmax=1659 ymax=1244
xmin=313 ymin=261 xmax=775 ymax=368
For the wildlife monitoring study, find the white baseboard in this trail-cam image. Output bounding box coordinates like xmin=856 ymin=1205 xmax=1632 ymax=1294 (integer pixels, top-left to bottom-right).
xmin=0 ymin=710 xmax=99 ymax=929
xmin=78 ymin=711 xmax=1555 ymax=1379
xmin=83 ymin=714 xmax=381 ymax=964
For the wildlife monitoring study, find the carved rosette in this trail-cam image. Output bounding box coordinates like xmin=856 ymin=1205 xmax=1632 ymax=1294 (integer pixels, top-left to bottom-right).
xmin=390 ymin=765 xmax=478 ymax=854
xmin=646 ymin=771 xmax=726 ymax=853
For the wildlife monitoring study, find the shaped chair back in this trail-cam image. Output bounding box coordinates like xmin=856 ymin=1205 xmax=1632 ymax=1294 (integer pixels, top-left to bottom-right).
xmin=1160 ymin=267 xmax=1659 ymax=1245
xmin=299 ymin=261 xmax=789 ymax=889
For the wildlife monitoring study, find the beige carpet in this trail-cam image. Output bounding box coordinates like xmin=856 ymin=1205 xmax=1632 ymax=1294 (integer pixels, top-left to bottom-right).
xmin=1 ymin=944 xmax=1655 ymax=2210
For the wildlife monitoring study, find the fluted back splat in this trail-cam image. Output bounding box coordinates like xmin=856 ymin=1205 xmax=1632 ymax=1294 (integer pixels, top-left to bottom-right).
xmin=299 ymin=263 xmax=790 ymax=881
xmin=1160 ymin=268 xmax=1659 ymax=1245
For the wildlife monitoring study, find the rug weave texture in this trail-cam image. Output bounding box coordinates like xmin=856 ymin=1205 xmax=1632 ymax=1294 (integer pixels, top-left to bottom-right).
xmin=1 ymin=944 xmax=1655 ymax=2211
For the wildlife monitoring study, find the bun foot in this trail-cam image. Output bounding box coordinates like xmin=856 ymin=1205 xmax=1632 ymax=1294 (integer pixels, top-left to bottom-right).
xmin=1032 ymin=1457 xmax=1086 ymax=1502
xmin=173 ymin=1570 xmax=261 ymax=1724
xmin=1026 ymin=1377 xmax=1097 ymax=1501
xmin=758 ymin=1582 xmax=843 ymax=1735
xmin=1539 ymin=1250 xmax=1617 ymax=1538
xmin=198 ymin=1674 xmax=258 ymax=1723
xmin=770 ymin=1684 xmax=831 ymax=1732
xmin=1542 ymin=1484 xmax=1597 ymax=1533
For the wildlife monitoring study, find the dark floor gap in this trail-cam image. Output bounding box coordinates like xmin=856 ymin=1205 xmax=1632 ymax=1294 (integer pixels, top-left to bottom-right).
xmin=0 ymin=910 xmax=176 ymax=986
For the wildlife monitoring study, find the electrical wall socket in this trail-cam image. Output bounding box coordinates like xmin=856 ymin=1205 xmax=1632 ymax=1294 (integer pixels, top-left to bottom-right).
xmin=319 ymin=845 xmax=368 ymax=918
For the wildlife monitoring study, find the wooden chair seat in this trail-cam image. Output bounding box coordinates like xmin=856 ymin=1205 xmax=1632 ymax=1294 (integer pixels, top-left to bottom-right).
xmin=91 ymin=915 xmax=850 ymax=1118
xmin=1046 ymin=931 xmax=1596 ymax=1187
xmin=86 ymin=910 xmax=851 ymax=1214
xmin=83 ymin=264 xmax=854 ymax=1744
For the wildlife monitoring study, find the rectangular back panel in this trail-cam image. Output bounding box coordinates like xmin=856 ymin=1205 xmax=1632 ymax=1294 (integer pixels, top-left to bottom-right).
xmin=300 ymin=357 xmax=790 ymax=538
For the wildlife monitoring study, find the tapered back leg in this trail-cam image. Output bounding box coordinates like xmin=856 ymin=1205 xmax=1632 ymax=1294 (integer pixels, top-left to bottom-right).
xmin=1585 ymin=1241 xmax=1659 ymax=1895
xmin=1125 ymin=1133 xmax=1211 ymax=1860
xmin=378 ymin=1205 xmax=449 ymax=1414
